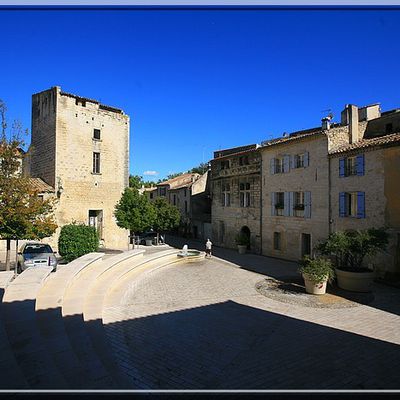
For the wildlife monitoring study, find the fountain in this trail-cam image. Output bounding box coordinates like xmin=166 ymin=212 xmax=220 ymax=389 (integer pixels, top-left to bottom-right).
xmin=177 ymin=244 xmax=201 ymax=259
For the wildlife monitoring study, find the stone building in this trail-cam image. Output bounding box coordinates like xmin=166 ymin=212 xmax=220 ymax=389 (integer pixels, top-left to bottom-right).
xmin=190 ymin=170 xmax=212 ymax=241
xmin=329 ymin=127 xmax=400 ymax=279
xmin=28 ymin=86 xmax=130 ymax=250
xmin=155 ymin=173 xmax=200 ymax=235
xmin=210 ymin=144 xmax=262 ymax=253
xmin=260 ymin=103 xmax=400 ymax=262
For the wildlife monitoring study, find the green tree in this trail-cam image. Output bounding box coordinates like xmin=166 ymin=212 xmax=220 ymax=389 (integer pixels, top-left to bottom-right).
xmin=0 ymin=100 xmax=57 ymax=270
xmin=188 ymin=162 xmax=209 ymax=175
xmin=114 ymin=188 xmax=156 ymax=244
xmin=129 ymin=175 xmax=144 ymax=190
xmin=152 ymin=197 xmax=180 ymax=243
xmin=166 ymin=172 xmax=182 ymax=180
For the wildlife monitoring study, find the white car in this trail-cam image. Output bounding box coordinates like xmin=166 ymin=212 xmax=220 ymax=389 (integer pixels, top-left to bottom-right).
xmin=17 ymin=242 xmax=58 ymax=273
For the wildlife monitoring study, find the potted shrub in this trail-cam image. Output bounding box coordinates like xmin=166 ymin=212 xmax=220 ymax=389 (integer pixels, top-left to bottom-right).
xmin=235 ymin=233 xmax=250 ymax=254
xmin=316 ymin=228 xmax=389 ymax=292
xmin=298 ymin=256 xmax=335 ymax=295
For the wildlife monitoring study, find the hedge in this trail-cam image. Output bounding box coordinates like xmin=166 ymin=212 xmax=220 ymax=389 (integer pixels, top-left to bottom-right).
xmin=58 ymin=223 xmax=99 ymax=263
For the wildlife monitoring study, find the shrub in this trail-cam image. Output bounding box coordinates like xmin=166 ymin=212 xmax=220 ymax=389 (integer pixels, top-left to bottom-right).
xmin=298 ymin=256 xmax=335 ymax=284
xmin=235 ymin=232 xmax=250 ymax=246
xmin=316 ymin=228 xmax=389 ymax=272
xmin=58 ymin=223 xmax=99 ymax=262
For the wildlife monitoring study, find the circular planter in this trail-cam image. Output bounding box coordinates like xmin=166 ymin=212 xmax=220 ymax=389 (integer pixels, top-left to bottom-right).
xmin=237 ymin=245 xmax=247 ymax=254
xmin=335 ymin=268 xmax=375 ymax=293
xmin=302 ymin=274 xmax=328 ymax=295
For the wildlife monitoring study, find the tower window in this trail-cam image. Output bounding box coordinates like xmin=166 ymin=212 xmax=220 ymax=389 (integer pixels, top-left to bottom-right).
xmin=93 ymin=129 xmax=101 ymax=140
xmin=93 ymin=152 xmax=101 ymax=174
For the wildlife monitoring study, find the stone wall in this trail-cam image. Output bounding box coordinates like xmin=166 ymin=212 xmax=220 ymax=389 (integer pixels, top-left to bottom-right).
xmin=211 ymin=151 xmax=261 ymax=253
xmin=330 ymin=146 xmax=400 ymax=276
xmin=29 ymin=87 xmax=130 ymax=251
xmin=260 ymin=135 xmax=330 ymax=261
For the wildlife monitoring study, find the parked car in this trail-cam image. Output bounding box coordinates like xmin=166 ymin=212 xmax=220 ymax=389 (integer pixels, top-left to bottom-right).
xmin=17 ymin=242 xmax=58 ymax=273
xmin=135 ymin=231 xmax=157 ymax=245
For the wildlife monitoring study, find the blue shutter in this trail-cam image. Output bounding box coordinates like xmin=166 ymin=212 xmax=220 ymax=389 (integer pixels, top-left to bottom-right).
xmin=339 ymin=192 xmax=346 ymax=217
xmin=304 ymin=191 xmax=311 ymax=218
xmin=339 ymin=158 xmax=345 ymax=177
xmin=289 ymin=191 xmax=294 ymax=216
xmin=356 ymin=154 xmax=365 ymax=176
xmin=271 ymin=192 xmax=276 ymax=216
xmin=304 ymin=152 xmax=309 ymax=167
xmin=270 ymin=158 xmax=275 ymax=175
xmin=284 ymin=192 xmax=290 ymax=216
xmin=357 ymin=192 xmax=365 ymax=218
xmin=283 ymin=155 xmax=290 ymax=173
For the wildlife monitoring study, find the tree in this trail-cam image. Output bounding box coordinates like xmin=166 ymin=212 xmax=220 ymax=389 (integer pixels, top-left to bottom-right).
xmin=129 ymin=175 xmax=144 ymax=190
xmin=166 ymin=172 xmax=182 ymax=180
xmin=188 ymin=162 xmax=209 ymax=175
xmin=114 ymin=188 xmax=156 ymax=244
xmin=0 ymin=100 xmax=57 ymax=270
xmin=152 ymin=197 xmax=180 ymax=243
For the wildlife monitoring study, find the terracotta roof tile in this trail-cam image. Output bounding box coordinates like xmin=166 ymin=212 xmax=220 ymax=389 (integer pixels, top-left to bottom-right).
xmin=28 ymin=178 xmax=54 ymax=193
xmin=329 ymin=132 xmax=400 ymax=155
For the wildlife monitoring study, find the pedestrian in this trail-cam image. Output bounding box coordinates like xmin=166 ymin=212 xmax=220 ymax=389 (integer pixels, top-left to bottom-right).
xmin=205 ymin=238 xmax=212 ymax=258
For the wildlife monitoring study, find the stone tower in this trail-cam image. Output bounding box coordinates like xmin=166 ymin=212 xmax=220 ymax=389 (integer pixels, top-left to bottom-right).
xmin=30 ymin=86 xmax=130 ymax=250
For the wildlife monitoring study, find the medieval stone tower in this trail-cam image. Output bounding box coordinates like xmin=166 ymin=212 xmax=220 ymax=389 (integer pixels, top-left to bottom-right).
xmin=30 ymin=86 xmax=129 ymax=250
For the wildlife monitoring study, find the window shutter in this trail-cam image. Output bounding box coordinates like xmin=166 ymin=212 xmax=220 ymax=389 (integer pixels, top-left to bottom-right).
xmin=284 ymin=192 xmax=290 ymax=216
xmin=339 ymin=192 xmax=346 ymax=217
xmin=356 ymin=154 xmax=365 ymax=176
xmin=290 ymin=156 xmax=295 ymax=169
xmin=357 ymin=192 xmax=365 ymax=218
xmin=283 ymin=155 xmax=290 ymax=173
xmin=304 ymin=152 xmax=309 ymax=167
xmin=304 ymin=191 xmax=311 ymax=218
xmin=289 ymin=191 xmax=294 ymax=216
xmin=270 ymin=158 xmax=275 ymax=175
xmin=271 ymin=192 xmax=276 ymax=216
xmin=339 ymin=158 xmax=345 ymax=177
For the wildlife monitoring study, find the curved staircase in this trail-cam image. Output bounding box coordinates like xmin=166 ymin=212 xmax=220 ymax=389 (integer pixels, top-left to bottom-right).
xmin=0 ymin=246 xmax=190 ymax=389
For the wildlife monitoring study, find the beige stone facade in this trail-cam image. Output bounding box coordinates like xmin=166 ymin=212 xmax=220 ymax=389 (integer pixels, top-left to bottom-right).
xmin=211 ymin=103 xmax=400 ymax=276
xmin=330 ymin=139 xmax=400 ymax=277
xmin=211 ymin=145 xmax=262 ymax=253
xmin=29 ymin=86 xmax=130 ymax=250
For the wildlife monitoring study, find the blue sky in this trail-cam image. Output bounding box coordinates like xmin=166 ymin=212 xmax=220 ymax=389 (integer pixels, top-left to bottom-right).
xmin=1 ymin=7 xmax=399 ymax=180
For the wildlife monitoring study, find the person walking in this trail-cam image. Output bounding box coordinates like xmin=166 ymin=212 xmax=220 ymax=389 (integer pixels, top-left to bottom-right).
xmin=205 ymin=238 xmax=212 ymax=258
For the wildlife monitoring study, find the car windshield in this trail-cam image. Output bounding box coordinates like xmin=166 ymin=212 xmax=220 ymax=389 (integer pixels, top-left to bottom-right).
xmin=23 ymin=244 xmax=53 ymax=254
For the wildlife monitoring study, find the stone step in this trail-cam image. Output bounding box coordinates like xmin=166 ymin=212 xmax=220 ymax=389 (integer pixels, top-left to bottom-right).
xmin=0 ymin=273 xmax=29 ymax=389
xmin=2 ymin=266 xmax=67 ymax=388
xmin=83 ymin=249 xmax=180 ymax=388
xmin=61 ymin=249 xmax=145 ymax=388
xmin=35 ymin=252 xmax=105 ymax=389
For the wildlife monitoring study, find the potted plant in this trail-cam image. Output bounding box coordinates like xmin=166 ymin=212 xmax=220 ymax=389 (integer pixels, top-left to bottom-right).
xmin=298 ymin=256 xmax=335 ymax=295
xmin=316 ymin=228 xmax=389 ymax=292
xmin=235 ymin=233 xmax=250 ymax=254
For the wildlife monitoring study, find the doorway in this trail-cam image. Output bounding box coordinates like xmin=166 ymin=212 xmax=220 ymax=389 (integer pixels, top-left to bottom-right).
xmin=301 ymin=233 xmax=311 ymax=257
xmin=89 ymin=210 xmax=103 ymax=240
xmin=240 ymin=226 xmax=251 ymax=250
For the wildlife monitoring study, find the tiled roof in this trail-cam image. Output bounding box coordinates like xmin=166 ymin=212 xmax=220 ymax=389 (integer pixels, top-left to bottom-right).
xmin=158 ymin=173 xmax=199 ymax=188
xmin=28 ymin=178 xmax=54 ymax=193
xmin=261 ymin=128 xmax=324 ymax=148
xmin=213 ymin=144 xmax=259 ymax=159
xmin=211 ymin=147 xmax=260 ymax=162
xmin=329 ymin=132 xmax=400 ymax=155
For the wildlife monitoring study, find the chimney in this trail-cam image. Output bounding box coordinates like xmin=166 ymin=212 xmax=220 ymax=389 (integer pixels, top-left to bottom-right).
xmin=322 ymin=117 xmax=331 ymax=130
xmin=348 ymin=104 xmax=359 ymax=143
